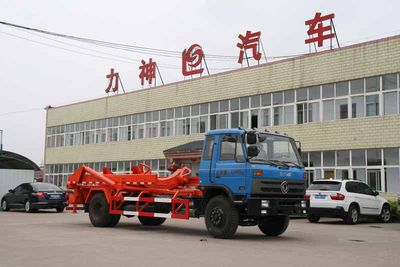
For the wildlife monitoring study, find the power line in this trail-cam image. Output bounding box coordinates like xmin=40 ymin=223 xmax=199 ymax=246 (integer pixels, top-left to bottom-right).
xmin=0 ymin=107 xmax=43 ymax=117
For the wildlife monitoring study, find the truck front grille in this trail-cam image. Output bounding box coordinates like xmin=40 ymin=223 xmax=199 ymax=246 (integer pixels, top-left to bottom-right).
xmin=251 ymin=179 xmax=306 ymax=198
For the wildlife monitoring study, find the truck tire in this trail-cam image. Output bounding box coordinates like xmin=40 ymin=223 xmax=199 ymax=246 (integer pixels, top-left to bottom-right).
xmin=205 ymin=195 xmax=239 ymax=239
xmin=258 ymin=215 xmax=289 ymax=236
xmin=138 ymin=216 xmax=166 ymax=226
xmin=88 ymin=192 xmax=120 ymax=227
xmin=307 ymin=214 xmax=320 ymax=223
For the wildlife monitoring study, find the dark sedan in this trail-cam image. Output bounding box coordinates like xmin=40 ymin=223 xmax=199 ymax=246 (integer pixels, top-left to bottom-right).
xmin=1 ymin=182 xmax=68 ymax=213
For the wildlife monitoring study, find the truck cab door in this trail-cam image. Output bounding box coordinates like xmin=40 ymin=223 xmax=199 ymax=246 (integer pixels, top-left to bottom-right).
xmin=199 ymin=135 xmax=216 ymax=185
xmin=214 ymin=134 xmax=247 ymax=195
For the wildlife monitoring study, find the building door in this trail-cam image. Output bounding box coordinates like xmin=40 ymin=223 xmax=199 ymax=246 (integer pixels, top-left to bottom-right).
xmin=367 ymin=169 xmax=382 ymax=191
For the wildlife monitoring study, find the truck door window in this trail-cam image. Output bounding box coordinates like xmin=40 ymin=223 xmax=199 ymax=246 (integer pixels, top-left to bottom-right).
xmin=220 ymin=135 xmax=245 ymax=162
xmin=203 ymin=136 xmax=215 ymax=160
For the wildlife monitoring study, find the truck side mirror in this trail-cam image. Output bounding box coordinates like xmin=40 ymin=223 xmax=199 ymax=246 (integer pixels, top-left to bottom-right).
xmin=246 ymin=132 xmax=257 ymax=145
xmin=247 ymin=145 xmax=259 ymax=158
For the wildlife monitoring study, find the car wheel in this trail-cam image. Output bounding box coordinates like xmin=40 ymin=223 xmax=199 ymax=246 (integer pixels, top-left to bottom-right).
xmin=56 ymin=207 xmax=65 ymax=213
xmin=24 ymin=200 xmax=33 ymax=213
xmin=344 ymin=205 xmax=359 ymax=225
xmin=379 ymin=205 xmax=391 ymax=223
xmin=258 ymin=215 xmax=289 ymax=236
xmin=307 ymin=214 xmax=320 ymax=223
xmin=1 ymin=199 xmax=9 ymax=211
xmin=205 ymin=195 xmax=239 ymax=239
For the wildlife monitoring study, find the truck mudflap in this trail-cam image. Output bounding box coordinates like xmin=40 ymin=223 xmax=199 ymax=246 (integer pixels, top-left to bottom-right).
xmin=246 ymin=198 xmax=309 ymax=216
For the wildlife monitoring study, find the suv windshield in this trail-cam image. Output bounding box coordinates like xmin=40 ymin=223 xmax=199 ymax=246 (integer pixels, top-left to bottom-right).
xmin=308 ymin=181 xmax=342 ymax=191
xmin=248 ymin=133 xmax=302 ymax=166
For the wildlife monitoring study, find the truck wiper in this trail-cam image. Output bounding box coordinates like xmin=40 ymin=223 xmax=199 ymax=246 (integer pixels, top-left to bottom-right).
xmin=265 ymin=159 xmax=289 ymax=167
xmin=280 ymin=161 xmax=302 ymax=168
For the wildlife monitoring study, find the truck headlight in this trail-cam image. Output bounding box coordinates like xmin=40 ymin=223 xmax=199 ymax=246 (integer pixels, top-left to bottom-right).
xmin=301 ymin=200 xmax=307 ymax=208
xmin=261 ymin=200 xmax=270 ymax=208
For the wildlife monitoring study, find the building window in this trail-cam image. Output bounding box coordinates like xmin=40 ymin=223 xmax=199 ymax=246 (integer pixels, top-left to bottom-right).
xmin=309 ymin=86 xmax=320 ymax=100
xmin=384 ymin=92 xmax=398 ymax=115
xmin=366 ymin=76 xmax=380 ymax=92
xmin=218 ymin=114 xmax=228 ymax=129
xmin=384 ymin=148 xmax=399 ymax=165
xmin=309 ymin=152 xmax=321 ymax=167
xmin=322 ymin=84 xmax=334 ymax=99
xmin=336 ymin=81 xmax=349 ymax=97
xmin=335 ymin=98 xmax=348 ymax=119
xmin=352 ymin=149 xmax=365 ymax=166
xmin=308 ymin=102 xmax=320 ymax=122
xmin=367 ymin=149 xmax=381 ymax=165
xmin=323 ymin=151 xmax=335 ymax=167
xmin=337 ymin=150 xmax=350 ymax=166
xmin=351 ymin=78 xmax=364 ymax=95
xmin=351 ymin=96 xmax=364 ymax=118
xmin=284 ymin=105 xmax=294 ymax=124
xmin=273 ymin=106 xmax=283 ymax=125
xmin=382 ymin=74 xmax=398 ymax=90
xmin=297 ymin=103 xmax=308 ymax=124
xmin=160 ymin=121 xmax=173 ymax=137
xmin=323 ymin=100 xmax=334 ymax=121
xmin=260 ymin=108 xmax=270 ymax=127
xmin=366 ymin=95 xmax=379 ymax=116
xmin=386 ymin=168 xmax=400 ymax=192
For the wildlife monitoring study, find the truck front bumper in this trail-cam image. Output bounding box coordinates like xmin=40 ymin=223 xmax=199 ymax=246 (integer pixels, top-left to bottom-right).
xmin=246 ymin=198 xmax=309 ymax=216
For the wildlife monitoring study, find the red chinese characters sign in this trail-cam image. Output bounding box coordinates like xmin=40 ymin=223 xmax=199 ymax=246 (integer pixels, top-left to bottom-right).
xmin=305 ymin=12 xmax=335 ymax=47
xmin=105 ymin=68 xmax=120 ymax=93
xmin=236 ymin=30 xmax=262 ymax=64
xmin=139 ymin=58 xmax=156 ymax=86
xmin=182 ymin=44 xmax=204 ymax=76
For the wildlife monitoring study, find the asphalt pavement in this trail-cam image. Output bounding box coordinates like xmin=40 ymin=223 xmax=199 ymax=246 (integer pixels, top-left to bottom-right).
xmin=0 ymin=210 xmax=399 ymax=267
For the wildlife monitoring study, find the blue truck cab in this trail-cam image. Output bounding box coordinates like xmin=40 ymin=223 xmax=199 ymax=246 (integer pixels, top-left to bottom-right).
xmin=197 ymin=128 xmax=308 ymax=238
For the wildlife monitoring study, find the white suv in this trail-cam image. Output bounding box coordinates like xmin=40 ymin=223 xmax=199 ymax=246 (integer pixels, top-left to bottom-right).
xmin=306 ymin=180 xmax=391 ymax=224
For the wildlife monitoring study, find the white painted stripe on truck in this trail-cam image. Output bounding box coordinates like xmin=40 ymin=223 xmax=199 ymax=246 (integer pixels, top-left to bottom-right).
xmin=124 ymin=197 xmax=139 ymax=202
xmin=154 ymin=198 xmax=172 ymax=203
xmin=123 ymin=211 xmax=138 ymax=216
xmin=153 ymin=213 xmax=171 ymax=218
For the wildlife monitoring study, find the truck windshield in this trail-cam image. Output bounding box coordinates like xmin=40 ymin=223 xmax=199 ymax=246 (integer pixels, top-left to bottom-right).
xmin=248 ymin=134 xmax=302 ymax=167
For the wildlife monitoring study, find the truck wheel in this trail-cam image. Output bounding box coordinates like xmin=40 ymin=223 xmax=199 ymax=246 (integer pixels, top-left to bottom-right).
xmin=205 ymin=195 xmax=239 ymax=239
xmin=89 ymin=192 xmax=114 ymax=227
xmin=108 ymin=214 xmax=121 ymax=227
xmin=138 ymin=216 xmax=166 ymax=226
xmin=258 ymin=215 xmax=289 ymax=236
xmin=344 ymin=205 xmax=359 ymax=225
xmin=307 ymin=214 xmax=320 ymax=223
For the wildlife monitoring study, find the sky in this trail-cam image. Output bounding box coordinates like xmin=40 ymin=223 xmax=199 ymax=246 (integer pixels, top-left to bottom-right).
xmin=1 ymin=0 xmax=400 ymax=166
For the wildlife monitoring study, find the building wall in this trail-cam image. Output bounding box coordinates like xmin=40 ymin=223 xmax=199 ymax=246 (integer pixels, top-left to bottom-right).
xmin=47 ymin=36 xmax=400 ymax=127
xmin=44 ymin=36 xmax=400 ymax=192
xmin=0 ymin=169 xmax=34 ymax=198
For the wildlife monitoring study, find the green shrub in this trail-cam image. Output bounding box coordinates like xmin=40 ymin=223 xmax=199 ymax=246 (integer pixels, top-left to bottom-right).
xmin=388 ymin=200 xmax=398 ymax=221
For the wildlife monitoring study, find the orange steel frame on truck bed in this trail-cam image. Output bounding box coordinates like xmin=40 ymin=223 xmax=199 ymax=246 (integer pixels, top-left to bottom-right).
xmin=67 ymin=164 xmax=203 ymax=220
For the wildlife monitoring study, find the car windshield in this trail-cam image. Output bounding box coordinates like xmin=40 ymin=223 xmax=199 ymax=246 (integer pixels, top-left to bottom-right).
xmin=308 ymin=181 xmax=342 ymax=191
xmin=248 ymin=133 xmax=302 ymax=166
xmin=32 ymin=183 xmax=61 ymax=191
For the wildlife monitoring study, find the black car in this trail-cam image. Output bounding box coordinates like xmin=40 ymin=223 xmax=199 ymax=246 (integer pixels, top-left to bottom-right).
xmin=1 ymin=182 xmax=68 ymax=213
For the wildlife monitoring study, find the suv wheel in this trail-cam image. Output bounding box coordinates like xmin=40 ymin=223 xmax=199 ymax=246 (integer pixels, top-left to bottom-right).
xmin=379 ymin=205 xmax=391 ymax=223
xmin=344 ymin=205 xmax=359 ymax=225
xmin=307 ymin=214 xmax=320 ymax=223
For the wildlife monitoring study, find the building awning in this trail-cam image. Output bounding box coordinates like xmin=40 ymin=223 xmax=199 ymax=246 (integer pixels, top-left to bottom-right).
xmin=0 ymin=150 xmax=40 ymax=171
xmin=163 ymin=140 xmax=204 ymax=154
xmin=163 ymin=140 xmax=204 ymax=161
